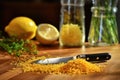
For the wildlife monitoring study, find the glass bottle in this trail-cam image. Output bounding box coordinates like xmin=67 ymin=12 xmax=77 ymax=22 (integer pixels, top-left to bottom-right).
xmin=59 ymin=0 xmax=85 ymax=47
xmin=88 ymin=0 xmax=119 ymax=46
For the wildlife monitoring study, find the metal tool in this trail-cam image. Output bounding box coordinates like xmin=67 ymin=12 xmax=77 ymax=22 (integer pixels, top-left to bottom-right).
xmin=32 ymin=52 xmax=111 ymax=64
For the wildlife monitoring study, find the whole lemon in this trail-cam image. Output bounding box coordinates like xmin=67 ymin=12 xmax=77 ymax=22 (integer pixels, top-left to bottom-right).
xmin=5 ymin=16 xmax=37 ymax=40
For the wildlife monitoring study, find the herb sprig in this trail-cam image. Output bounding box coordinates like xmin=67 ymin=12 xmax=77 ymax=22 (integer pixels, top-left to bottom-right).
xmin=0 ymin=37 xmax=38 ymax=57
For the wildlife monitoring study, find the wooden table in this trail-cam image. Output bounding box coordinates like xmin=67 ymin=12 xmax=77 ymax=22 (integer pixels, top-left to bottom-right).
xmin=0 ymin=43 xmax=120 ymax=80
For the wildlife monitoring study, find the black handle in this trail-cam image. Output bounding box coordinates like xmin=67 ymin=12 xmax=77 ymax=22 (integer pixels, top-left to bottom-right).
xmin=76 ymin=52 xmax=111 ymax=62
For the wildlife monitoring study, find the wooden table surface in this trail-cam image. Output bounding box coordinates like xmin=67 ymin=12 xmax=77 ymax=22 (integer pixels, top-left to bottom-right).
xmin=0 ymin=43 xmax=120 ymax=80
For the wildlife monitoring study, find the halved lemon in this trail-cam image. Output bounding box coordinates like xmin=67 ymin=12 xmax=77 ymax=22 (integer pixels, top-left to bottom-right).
xmin=36 ymin=24 xmax=59 ymax=45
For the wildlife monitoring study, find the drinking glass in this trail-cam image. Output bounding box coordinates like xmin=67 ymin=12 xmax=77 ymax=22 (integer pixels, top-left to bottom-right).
xmin=59 ymin=0 xmax=85 ymax=47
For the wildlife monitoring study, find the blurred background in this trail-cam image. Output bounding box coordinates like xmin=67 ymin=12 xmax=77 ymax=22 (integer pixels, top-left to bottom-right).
xmin=0 ymin=0 xmax=120 ymax=41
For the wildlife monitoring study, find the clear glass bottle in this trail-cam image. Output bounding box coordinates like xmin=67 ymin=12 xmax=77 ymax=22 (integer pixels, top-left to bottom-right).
xmin=88 ymin=0 xmax=119 ymax=46
xmin=59 ymin=0 xmax=85 ymax=47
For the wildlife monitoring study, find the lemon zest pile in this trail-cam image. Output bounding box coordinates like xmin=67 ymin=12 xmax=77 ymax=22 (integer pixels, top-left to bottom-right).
xmin=16 ymin=57 xmax=102 ymax=75
xmin=60 ymin=24 xmax=83 ymax=46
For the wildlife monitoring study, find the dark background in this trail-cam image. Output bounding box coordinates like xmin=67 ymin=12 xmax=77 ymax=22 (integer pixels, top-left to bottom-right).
xmin=0 ymin=0 xmax=120 ymax=42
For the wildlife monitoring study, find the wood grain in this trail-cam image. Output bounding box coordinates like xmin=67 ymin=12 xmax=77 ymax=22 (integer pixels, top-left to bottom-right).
xmin=0 ymin=44 xmax=120 ymax=80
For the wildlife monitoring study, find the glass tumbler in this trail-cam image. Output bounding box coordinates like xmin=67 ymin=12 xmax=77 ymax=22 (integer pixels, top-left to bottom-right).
xmin=59 ymin=0 xmax=85 ymax=47
xmin=88 ymin=0 xmax=119 ymax=46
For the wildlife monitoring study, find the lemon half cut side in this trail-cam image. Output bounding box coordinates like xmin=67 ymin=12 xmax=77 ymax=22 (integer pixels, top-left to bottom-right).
xmin=36 ymin=24 xmax=59 ymax=45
